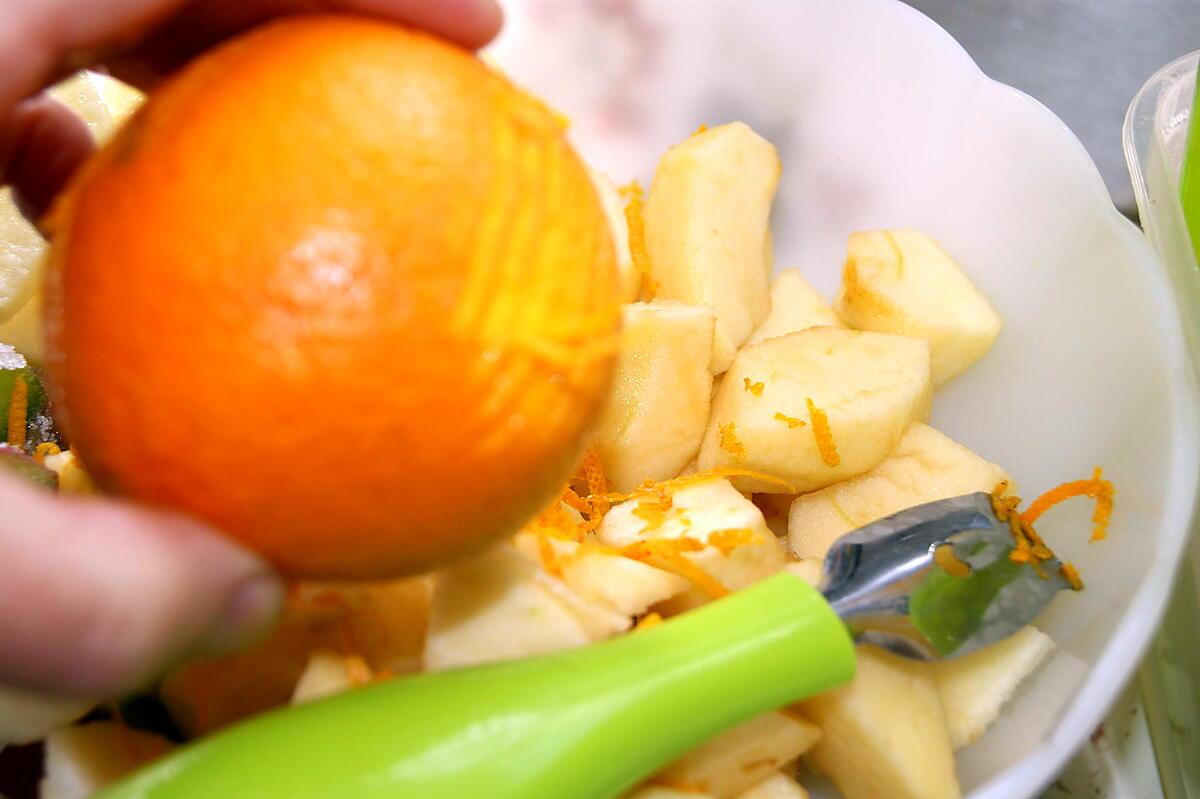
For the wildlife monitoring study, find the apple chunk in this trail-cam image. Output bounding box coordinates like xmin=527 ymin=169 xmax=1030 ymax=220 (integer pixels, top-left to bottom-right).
xmin=801 ymin=645 xmax=959 ymax=799
xmin=789 ymin=423 xmax=1009 ymax=559
xmin=736 ymin=773 xmax=809 ymax=799
xmin=746 ymin=269 xmax=841 ymax=346
xmin=834 ymin=229 xmax=1001 ymax=386
xmin=511 ymin=530 xmax=691 ymax=617
xmin=932 ymin=625 xmax=1055 ymax=748
xmin=655 ymin=711 xmax=821 ymax=798
xmin=161 ymin=577 xmax=429 ymax=735
xmin=698 ymin=327 xmax=931 ymax=494
xmin=0 ymin=684 xmax=92 ymax=746
xmin=589 ymin=170 xmax=640 ymax=302
xmin=41 ymin=722 xmax=172 ymax=799
xmin=644 ymin=122 xmax=780 ymax=373
xmin=593 ymin=301 xmax=715 ymax=492
xmin=424 ymin=544 xmax=629 ymax=671
xmin=597 ymin=477 xmax=788 ymax=599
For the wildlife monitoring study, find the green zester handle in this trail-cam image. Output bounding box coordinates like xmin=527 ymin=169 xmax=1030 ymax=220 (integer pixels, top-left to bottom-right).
xmin=98 ymin=572 xmax=854 ymax=799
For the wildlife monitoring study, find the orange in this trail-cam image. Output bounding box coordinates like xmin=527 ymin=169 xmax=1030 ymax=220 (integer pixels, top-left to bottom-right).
xmin=43 ymin=15 xmax=620 ymax=578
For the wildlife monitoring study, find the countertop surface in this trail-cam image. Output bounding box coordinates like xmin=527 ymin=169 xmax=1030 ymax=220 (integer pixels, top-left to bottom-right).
xmin=903 ymin=0 xmax=1200 ymax=214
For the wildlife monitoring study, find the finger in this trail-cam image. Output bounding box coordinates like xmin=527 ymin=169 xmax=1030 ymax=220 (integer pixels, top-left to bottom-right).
xmin=111 ymin=0 xmax=503 ymax=89
xmin=2 ymin=95 xmax=93 ymax=223
xmin=192 ymin=0 xmax=505 ymax=50
xmin=0 ymin=0 xmax=502 ymax=111
xmin=0 ymin=474 xmax=282 ymax=697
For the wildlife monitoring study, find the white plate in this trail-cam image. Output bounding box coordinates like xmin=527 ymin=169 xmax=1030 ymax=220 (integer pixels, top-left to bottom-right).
xmin=490 ymin=2 xmax=1200 ymax=797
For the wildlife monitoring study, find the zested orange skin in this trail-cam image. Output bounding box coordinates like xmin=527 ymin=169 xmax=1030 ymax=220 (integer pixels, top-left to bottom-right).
xmin=43 ymin=15 xmax=620 ymax=578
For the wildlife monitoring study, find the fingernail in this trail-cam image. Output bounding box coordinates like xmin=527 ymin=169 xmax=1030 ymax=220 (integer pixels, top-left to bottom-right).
xmin=199 ymin=572 xmax=284 ymax=657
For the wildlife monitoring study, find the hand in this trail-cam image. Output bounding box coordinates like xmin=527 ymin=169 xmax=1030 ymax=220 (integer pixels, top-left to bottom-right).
xmin=1 ymin=0 xmax=503 ymax=217
xmin=0 ymin=0 xmax=502 ymax=700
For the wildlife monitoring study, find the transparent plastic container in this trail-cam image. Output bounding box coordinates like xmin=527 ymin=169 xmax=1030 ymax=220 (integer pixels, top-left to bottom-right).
xmin=1124 ymin=51 xmax=1200 ymax=799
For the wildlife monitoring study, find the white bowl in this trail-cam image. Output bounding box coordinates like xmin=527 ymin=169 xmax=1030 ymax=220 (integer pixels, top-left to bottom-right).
xmin=490 ymin=2 xmax=1200 ymax=797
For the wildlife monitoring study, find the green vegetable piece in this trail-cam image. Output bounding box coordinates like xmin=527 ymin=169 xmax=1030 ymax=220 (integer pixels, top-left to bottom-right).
xmin=0 ymin=350 xmax=47 ymax=417
xmin=0 ymin=344 xmax=55 ymax=450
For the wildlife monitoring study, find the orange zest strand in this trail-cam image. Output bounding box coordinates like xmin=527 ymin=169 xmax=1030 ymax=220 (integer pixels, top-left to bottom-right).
xmin=536 ymin=533 xmax=565 ymax=577
xmin=933 ymin=544 xmax=971 ymax=578
xmin=743 ymin=378 xmax=764 ymax=396
xmin=578 ymin=447 xmax=611 ymax=531
xmin=774 ymin=411 xmax=806 ymax=429
xmin=620 ymin=181 xmax=659 ymax=300
xmin=620 ymin=539 xmax=729 ymax=598
xmin=345 ymin=654 xmax=374 ymax=687
xmin=560 ymin=487 xmax=590 ymax=514
xmin=805 ymin=397 xmax=840 ymax=467
xmin=990 ymin=476 xmax=1112 ymax=592
xmin=590 ymin=467 xmax=797 ymax=505
xmin=692 ymin=123 xmax=709 ymax=136
xmin=633 ymin=611 xmax=663 ymax=631
xmin=6 ymin=376 xmax=27 ymax=448
xmin=707 ymin=527 xmax=760 ymax=555
xmin=573 ymin=540 xmax=622 ymax=559
xmin=32 ymin=442 xmax=61 ymax=464
xmin=993 ymin=481 xmax=1057 ymax=568
xmin=582 ymin=447 xmax=608 ymax=497
xmin=718 ymin=422 xmax=747 ymax=462
xmin=1019 ymin=467 xmax=1114 ymax=543
xmin=526 ymin=498 xmax=586 ymax=542
xmin=1059 ymin=562 xmax=1084 ymax=591
xmin=632 ymin=485 xmax=674 ymax=531
xmin=651 ymin=780 xmax=709 ymax=794
xmin=695 ymin=467 xmax=796 ymax=493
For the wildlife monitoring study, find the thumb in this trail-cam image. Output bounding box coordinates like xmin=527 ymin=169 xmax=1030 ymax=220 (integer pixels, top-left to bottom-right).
xmin=0 ymin=472 xmax=281 ymax=697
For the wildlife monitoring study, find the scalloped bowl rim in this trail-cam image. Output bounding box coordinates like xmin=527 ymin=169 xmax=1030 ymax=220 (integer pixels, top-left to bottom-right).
xmin=491 ymin=2 xmax=1200 ymax=796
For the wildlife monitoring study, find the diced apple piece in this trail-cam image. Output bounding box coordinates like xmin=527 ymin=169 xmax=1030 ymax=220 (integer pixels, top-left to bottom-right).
xmin=746 ymin=270 xmax=841 ymax=346
xmin=736 ymin=772 xmax=809 ymax=799
xmin=291 ymin=649 xmax=374 ymax=704
xmin=834 ymin=229 xmax=1001 ymax=386
xmin=512 ymin=531 xmax=691 ymax=617
xmin=40 ymin=722 xmax=172 ymax=799
xmin=656 ymin=711 xmax=821 ymax=798
xmin=0 ymin=73 xmax=144 ymax=343
xmin=43 ymin=450 xmax=96 ymax=494
xmin=788 ymin=423 xmax=1009 ymax=559
xmin=783 ymin=560 xmax=824 ymax=588
xmin=162 ymin=577 xmax=429 ymax=734
xmin=698 ymin=328 xmax=931 ymax=494
xmin=589 ymin=170 xmax=640 ymax=302
xmin=424 ymin=544 xmax=629 ymax=671
xmin=0 ymin=684 xmax=92 ymax=746
xmin=597 ymin=477 xmax=788 ymax=599
xmin=593 ymin=301 xmax=715 ymax=491
xmin=801 ymin=645 xmax=959 ymax=799
xmin=49 ymin=71 xmax=145 ymax=145
xmin=932 ymin=625 xmax=1055 ymax=748
xmin=0 ymin=290 xmax=43 ymax=363
xmin=561 ymin=552 xmax=691 ymax=617
xmin=644 ymin=122 xmax=779 ymax=373
xmin=754 ymin=493 xmax=793 ymax=537
xmin=0 ymin=190 xmax=46 ymax=325
xmin=508 ymin=527 xmax=696 ymax=614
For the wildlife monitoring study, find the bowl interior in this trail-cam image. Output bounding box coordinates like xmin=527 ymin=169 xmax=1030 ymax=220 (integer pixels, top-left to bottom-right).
xmin=491 ymin=2 xmax=1199 ymax=796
